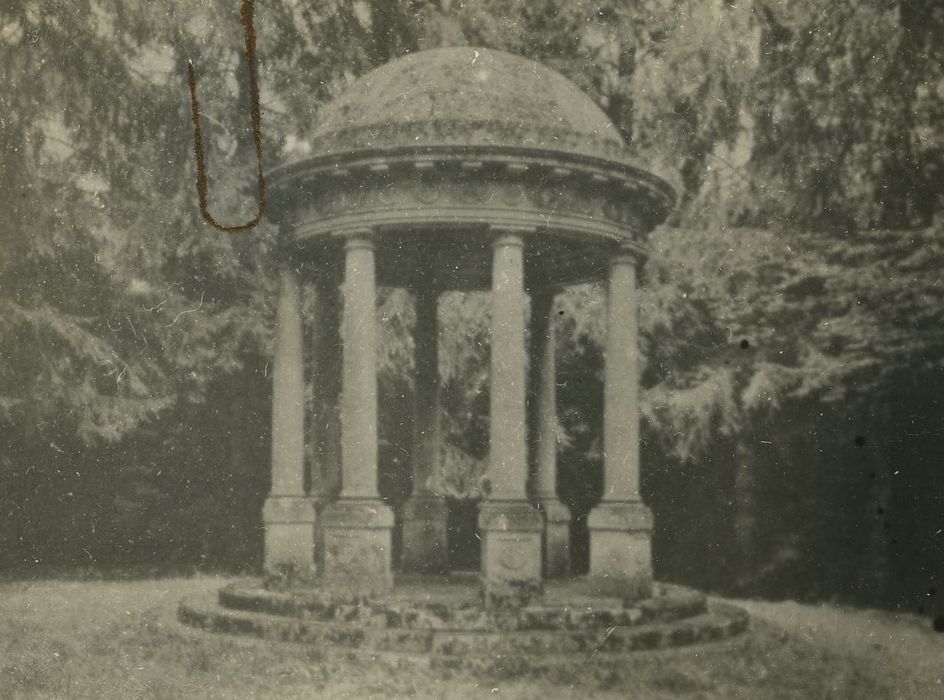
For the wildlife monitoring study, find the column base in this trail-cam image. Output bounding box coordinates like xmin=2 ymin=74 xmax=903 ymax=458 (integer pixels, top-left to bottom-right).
xmin=320 ymin=498 xmax=395 ymax=595
xmin=400 ymin=496 xmax=449 ymax=574
xmin=262 ymin=496 xmax=317 ymax=583
xmin=478 ymin=501 xmax=544 ymax=603
xmin=535 ymin=498 xmax=572 ymax=579
xmin=587 ymin=501 xmax=653 ymax=602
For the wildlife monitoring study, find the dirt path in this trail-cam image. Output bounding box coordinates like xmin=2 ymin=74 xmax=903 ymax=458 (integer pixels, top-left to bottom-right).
xmin=734 ymin=599 xmax=944 ymax=699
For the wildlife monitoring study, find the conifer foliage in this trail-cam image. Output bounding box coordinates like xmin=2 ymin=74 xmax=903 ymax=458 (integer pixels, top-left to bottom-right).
xmin=1 ymin=1 xmax=942 ymax=604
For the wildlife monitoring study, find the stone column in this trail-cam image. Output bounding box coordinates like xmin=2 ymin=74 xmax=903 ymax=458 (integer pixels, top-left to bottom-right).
xmin=263 ymin=266 xmax=316 ymax=579
xmin=529 ymin=288 xmax=571 ymax=578
xmin=401 ymin=284 xmax=449 ymax=573
xmin=479 ymin=229 xmax=543 ymax=597
xmin=320 ymin=232 xmax=394 ymax=593
xmin=588 ymin=245 xmax=653 ymax=600
xmin=309 ymin=274 xmax=342 ymax=572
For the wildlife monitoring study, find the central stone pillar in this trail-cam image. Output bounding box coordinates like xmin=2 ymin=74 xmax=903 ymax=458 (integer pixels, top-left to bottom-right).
xmin=529 ymin=288 xmax=571 ymax=578
xmin=479 ymin=229 xmax=543 ymax=596
xmin=588 ymin=245 xmax=653 ymax=600
xmin=263 ymin=266 xmax=317 ymax=579
xmin=320 ymin=232 xmax=394 ymax=593
xmin=401 ymin=284 xmax=449 ymax=573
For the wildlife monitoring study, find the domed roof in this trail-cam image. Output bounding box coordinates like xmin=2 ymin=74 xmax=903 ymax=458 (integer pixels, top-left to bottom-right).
xmin=304 ymin=47 xmax=628 ymax=163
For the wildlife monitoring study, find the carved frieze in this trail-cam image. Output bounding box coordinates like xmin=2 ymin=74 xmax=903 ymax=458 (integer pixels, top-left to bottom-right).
xmin=298 ymin=172 xmax=651 ymax=246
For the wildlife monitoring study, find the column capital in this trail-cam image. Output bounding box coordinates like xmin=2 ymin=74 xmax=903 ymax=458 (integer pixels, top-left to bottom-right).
xmin=336 ymin=228 xmax=375 ymax=250
xmin=610 ymin=242 xmax=646 ymax=268
xmin=488 ymin=225 xmax=533 ymax=248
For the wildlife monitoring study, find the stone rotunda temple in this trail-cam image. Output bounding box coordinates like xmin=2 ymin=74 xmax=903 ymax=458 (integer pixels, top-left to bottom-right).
xmin=180 ymin=47 xmax=750 ymax=660
xmin=262 ymin=47 xmax=675 ymax=597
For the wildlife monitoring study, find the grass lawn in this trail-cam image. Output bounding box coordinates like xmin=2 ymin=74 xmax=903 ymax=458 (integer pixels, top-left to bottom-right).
xmin=0 ymin=576 xmax=940 ymax=698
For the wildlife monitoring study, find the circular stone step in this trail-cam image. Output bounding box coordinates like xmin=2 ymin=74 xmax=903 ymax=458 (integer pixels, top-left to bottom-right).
xmin=216 ymin=581 xmax=707 ymax=632
xmin=178 ymin=579 xmax=748 ymax=657
xmin=179 ymin=595 xmax=746 ymax=655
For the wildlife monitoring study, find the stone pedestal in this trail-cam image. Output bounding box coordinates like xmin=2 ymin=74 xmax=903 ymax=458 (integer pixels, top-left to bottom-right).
xmin=587 ymin=501 xmax=653 ymax=600
xmin=400 ymin=496 xmax=450 ymax=574
xmin=320 ymin=498 xmax=396 ymax=594
xmin=536 ymin=499 xmax=571 ymax=579
xmin=262 ymin=496 xmax=317 ymax=579
xmin=478 ymin=502 xmax=544 ymax=597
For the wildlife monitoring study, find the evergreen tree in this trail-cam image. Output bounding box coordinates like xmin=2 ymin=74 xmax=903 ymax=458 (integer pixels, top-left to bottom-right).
xmin=2 ymin=1 xmax=941 ymax=598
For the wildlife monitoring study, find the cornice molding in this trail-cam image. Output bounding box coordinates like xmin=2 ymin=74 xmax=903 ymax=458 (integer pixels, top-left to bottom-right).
xmin=268 ymin=144 xmax=676 ymax=221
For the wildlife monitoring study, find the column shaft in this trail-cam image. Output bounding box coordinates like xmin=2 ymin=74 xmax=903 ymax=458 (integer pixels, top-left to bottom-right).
xmin=263 ymin=267 xmax=316 ymax=579
xmin=340 ymin=237 xmax=379 ymax=498
xmin=489 ymin=234 xmax=528 ymax=499
xmin=603 ymin=257 xmax=640 ymax=502
xmin=530 ymin=288 xmax=571 ymax=578
xmin=479 ymin=231 xmax=543 ymax=598
xmin=270 ymin=269 xmax=306 ymax=495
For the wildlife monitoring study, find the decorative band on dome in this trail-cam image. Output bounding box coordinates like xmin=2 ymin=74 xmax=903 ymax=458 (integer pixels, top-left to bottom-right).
xmin=301 ymin=119 xmax=631 ymax=163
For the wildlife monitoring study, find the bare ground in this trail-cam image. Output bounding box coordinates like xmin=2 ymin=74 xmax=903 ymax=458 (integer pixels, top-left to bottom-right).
xmin=0 ymin=576 xmax=940 ymax=698
xmin=733 ymin=597 xmax=944 ymax=699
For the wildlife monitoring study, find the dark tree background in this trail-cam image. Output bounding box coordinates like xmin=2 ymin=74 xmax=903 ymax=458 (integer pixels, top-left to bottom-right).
xmin=1 ymin=0 xmax=942 ymax=616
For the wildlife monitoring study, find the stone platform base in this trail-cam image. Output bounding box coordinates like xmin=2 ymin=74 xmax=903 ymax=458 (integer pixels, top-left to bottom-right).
xmin=178 ymin=575 xmax=748 ymax=660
